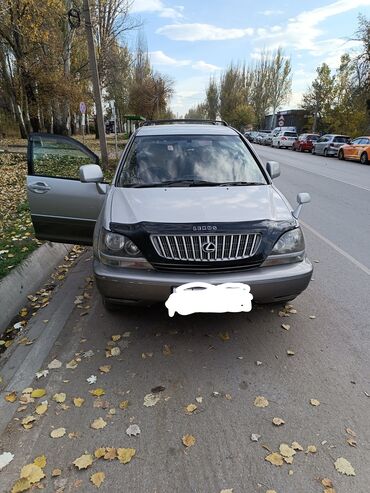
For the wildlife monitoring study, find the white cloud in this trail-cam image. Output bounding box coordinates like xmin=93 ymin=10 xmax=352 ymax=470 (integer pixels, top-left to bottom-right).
xmin=131 ymin=0 xmax=183 ymax=19
xmin=259 ymin=9 xmax=284 ymax=16
xmin=256 ymin=0 xmax=370 ymax=54
xmin=157 ymin=23 xmax=254 ymax=41
xmin=170 ymin=75 xmax=210 ymax=115
xmin=149 ymin=50 xmax=191 ymax=66
xmin=191 ymin=60 xmax=221 ymax=71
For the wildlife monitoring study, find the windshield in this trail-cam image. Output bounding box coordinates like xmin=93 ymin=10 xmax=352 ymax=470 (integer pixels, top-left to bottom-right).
xmin=117 ymin=135 xmax=267 ymax=187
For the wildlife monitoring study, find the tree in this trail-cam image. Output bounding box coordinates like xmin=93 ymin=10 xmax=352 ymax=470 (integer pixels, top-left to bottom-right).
xmin=219 ymin=64 xmax=245 ymax=123
xmin=185 ymin=103 xmax=208 ymax=119
xmin=268 ymin=48 xmax=292 ymax=128
xmin=302 ymin=63 xmax=336 ymax=133
xmin=205 ymin=78 xmax=219 ymax=120
xmin=227 ymin=103 xmax=255 ymax=130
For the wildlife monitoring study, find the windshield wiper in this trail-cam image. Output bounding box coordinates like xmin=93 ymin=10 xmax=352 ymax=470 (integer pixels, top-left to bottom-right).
xmin=218 ymin=181 xmax=265 ymax=186
xmin=125 ymin=179 xmax=223 ymax=188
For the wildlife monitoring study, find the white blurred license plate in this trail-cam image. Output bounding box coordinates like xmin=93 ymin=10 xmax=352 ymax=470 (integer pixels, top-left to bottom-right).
xmin=165 ymin=282 xmax=253 ymax=317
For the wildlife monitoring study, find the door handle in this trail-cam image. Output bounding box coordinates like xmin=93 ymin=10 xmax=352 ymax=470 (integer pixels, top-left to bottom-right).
xmin=28 ymin=181 xmax=51 ymax=194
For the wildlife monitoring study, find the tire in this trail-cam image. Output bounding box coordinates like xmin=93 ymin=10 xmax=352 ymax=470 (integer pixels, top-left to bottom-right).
xmin=324 ymin=148 xmax=328 ymax=157
xmin=338 ymin=149 xmax=344 ymax=160
xmin=360 ymin=152 xmax=369 ymax=165
xmin=312 ymin=147 xmax=315 ymax=155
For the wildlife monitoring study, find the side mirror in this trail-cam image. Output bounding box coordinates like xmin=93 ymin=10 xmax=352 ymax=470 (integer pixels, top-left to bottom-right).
xmin=80 ymin=164 xmax=103 ymax=183
xmin=292 ymin=192 xmax=311 ymax=219
xmin=266 ymin=161 xmax=280 ymax=180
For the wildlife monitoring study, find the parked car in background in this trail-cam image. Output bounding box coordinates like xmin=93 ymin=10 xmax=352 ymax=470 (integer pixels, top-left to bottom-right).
xmin=261 ymin=132 xmax=273 ymax=146
xmin=248 ymin=131 xmax=259 ymax=143
xmin=255 ymin=130 xmax=271 ymax=144
xmin=312 ymin=134 xmax=350 ymax=157
xmin=292 ymin=134 xmax=319 ymax=152
xmin=272 ymin=130 xmax=298 ymax=149
xmin=244 ymin=131 xmax=253 ymax=141
xmin=337 ymin=136 xmax=370 ymax=165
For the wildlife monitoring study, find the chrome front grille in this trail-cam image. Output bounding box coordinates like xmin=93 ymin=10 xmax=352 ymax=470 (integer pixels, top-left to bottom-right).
xmin=151 ymin=233 xmax=261 ymax=262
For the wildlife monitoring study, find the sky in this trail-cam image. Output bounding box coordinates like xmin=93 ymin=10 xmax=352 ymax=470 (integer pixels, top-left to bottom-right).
xmin=129 ymin=0 xmax=370 ymax=116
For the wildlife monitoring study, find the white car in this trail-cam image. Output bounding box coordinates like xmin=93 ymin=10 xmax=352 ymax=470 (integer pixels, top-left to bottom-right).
xmin=165 ymin=282 xmax=253 ymax=317
xmin=272 ymin=130 xmax=298 ymax=149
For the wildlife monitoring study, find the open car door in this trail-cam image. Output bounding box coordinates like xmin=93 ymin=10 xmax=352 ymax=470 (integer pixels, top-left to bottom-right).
xmin=27 ymin=133 xmax=107 ymax=245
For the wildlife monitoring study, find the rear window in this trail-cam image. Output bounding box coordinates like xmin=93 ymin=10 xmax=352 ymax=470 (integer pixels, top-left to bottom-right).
xmin=117 ymin=135 xmax=267 ymax=187
xmin=307 ymin=135 xmax=318 ymax=141
xmin=334 ymin=136 xmax=349 ymax=143
xmin=284 ymin=132 xmax=298 ymax=137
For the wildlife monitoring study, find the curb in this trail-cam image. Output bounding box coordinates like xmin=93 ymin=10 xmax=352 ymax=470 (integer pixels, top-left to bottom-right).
xmin=0 ymin=242 xmax=72 ymax=330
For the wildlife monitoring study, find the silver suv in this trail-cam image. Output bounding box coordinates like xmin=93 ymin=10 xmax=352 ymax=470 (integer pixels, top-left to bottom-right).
xmin=27 ymin=120 xmax=313 ymax=309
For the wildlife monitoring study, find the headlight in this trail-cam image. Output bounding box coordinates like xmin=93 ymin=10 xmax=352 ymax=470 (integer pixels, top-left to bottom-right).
xmin=98 ymin=229 xmax=153 ymax=269
xmin=262 ymin=228 xmax=305 ymax=267
xmin=271 ymin=228 xmax=305 ymax=254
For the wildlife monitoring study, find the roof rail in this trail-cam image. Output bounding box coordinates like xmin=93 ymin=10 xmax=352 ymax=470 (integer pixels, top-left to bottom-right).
xmin=141 ymin=119 xmax=229 ymax=127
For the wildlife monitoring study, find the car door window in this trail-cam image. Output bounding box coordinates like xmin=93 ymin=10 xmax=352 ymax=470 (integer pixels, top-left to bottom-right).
xmin=29 ymin=133 xmax=99 ymax=180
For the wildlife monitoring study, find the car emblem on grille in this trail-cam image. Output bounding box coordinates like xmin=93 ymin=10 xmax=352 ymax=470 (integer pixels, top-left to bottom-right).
xmin=202 ymin=242 xmax=216 ymax=253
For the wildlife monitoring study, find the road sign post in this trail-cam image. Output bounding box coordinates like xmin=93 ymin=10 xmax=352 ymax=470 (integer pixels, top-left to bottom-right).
xmin=80 ymin=102 xmax=86 ymax=144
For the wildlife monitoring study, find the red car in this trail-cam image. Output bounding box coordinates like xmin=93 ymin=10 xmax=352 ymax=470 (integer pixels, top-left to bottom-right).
xmin=292 ymin=133 xmax=319 ymax=152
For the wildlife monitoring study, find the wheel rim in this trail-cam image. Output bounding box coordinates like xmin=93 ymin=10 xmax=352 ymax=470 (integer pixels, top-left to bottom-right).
xmin=361 ymin=153 xmax=367 ymax=164
xmin=339 ymin=150 xmax=343 ymax=160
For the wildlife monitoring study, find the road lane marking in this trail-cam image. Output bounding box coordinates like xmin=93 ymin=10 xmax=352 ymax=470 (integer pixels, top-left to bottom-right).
xmin=300 ymin=220 xmax=370 ymax=276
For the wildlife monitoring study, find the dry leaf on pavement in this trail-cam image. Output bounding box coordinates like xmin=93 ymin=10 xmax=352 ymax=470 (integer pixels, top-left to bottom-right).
xmin=20 ymin=463 xmax=45 ymax=483
xmin=73 ymin=397 xmax=85 ymax=407
xmin=126 ymin=424 xmax=141 ymax=437
xmin=144 ymin=393 xmax=160 ymax=407
xmin=250 ymin=434 xmax=261 ymax=442
xmin=119 ymin=400 xmax=129 ymax=410
xmin=117 ymin=448 xmax=135 ymax=464
xmin=31 ymin=389 xmax=46 ymax=398
xmin=334 ymin=457 xmax=355 ymax=476
xmin=265 ymin=452 xmax=284 ymax=466
xmin=185 ymin=404 xmax=197 ymax=414
xmin=306 ymin=445 xmax=317 ymax=453
xmin=35 ymin=402 xmax=48 ymax=415
xmin=281 ymin=324 xmax=290 ymax=330
xmin=310 ymin=399 xmax=320 ymax=406
xmin=73 ymin=454 xmax=93 ymax=470
xmin=112 ymin=335 xmax=121 ymax=341
xmin=347 ymin=436 xmax=357 ymax=447
xmin=99 ymin=365 xmax=111 ymax=373
xmin=90 ymin=472 xmax=105 ymax=488
xmin=322 ymin=478 xmax=333 ymax=488
xmin=219 ymin=332 xmax=230 ymax=341
xmin=48 ymin=359 xmax=62 ymax=369
xmin=279 ymin=444 xmax=296 ymax=458
xmin=104 ymin=448 xmax=116 ymax=460
xmin=110 ymin=347 xmax=121 ymax=356
xmin=52 ymin=468 xmax=61 ymax=477
xmin=53 ymin=393 xmax=66 ymax=403
xmin=33 ymin=456 xmax=46 ymax=468
xmin=272 ymin=417 xmax=285 ymax=426
xmin=50 ymin=428 xmax=66 ymax=438
xmin=11 ymin=478 xmax=31 ymax=493
xmin=162 ymin=344 xmax=172 ymax=355
xmin=291 ymin=441 xmax=303 ymax=451
xmin=182 ymin=434 xmax=196 ymax=447
xmin=90 ymin=388 xmax=105 ymax=397
xmin=5 ymin=391 xmax=17 ymax=403
xmin=254 ymin=396 xmax=269 ymax=408
xmin=87 ymin=375 xmax=97 ymax=384
xmin=66 ymin=359 xmax=78 ymax=369
xmin=91 ymin=417 xmax=107 ymax=430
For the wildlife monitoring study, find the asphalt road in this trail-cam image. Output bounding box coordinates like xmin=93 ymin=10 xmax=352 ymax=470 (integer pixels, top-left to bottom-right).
xmin=1 ymin=146 xmax=370 ymax=493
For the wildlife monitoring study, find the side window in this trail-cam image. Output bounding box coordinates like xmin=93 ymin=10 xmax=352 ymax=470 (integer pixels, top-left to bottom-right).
xmin=352 ymin=138 xmax=361 ymax=144
xmin=28 ymin=134 xmax=99 ymax=180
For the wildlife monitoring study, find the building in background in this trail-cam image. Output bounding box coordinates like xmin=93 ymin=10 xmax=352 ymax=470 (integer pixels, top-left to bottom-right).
xmin=264 ymin=109 xmax=311 ymax=133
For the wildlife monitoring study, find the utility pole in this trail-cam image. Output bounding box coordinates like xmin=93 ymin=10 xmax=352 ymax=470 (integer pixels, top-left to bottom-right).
xmin=82 ymin=0 xmax=108 ymax=168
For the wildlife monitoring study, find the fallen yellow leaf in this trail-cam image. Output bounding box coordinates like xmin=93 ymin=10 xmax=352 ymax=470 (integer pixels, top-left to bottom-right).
xmin=20 ymin=463 xmax=45 ymax=483
xmin=11 ymin=478 xmax=31 ymax=493
xmin=182 ymin=434 xmax=196 ymax=447
xmin=291 ymin=441 xmax=304 ymax=451
xmin=111 ymin=335 xmax=121 ymax=342
xmin=91 ymin=417 xmax=107 ymax=430
xmin=322 ymin=478 xmax=333 ymax=488
xmin=117 ymin=448 xmax=136 ymax=464
xmin=35 ymin=403 xmax=48 ymax=415
xmin=94 ymin=448 xmax=106 ymax=459
xmin=90 ymin=388 xmax=105 ymax=397
xmin=119 ymin=400 xmax=129 ymax=410
xmin=310 ymin=399 xmax=320 ymax=406
xmin=73 ymin=397 xmax=85 ymax=407
xmin=53 ymin=393 xmax=66 ymax=403
xmin=306 ymin=445 xmax=317 ymax=453
xmin=33 ymin=455 xmax=46 ymax=468
xmin=104 ymin=448 xmax=116 ymax=460
xmin=51 ymin=468 xmax=61 ymax=477
xmin=91 ymin=472 xmax=105 ymax=488
xmin=185 ymin=403 xmax=197 ymax=414
xmin=272 ymin=417 xmax=285 ymax=426
xmin=31 ymin=389 xmax=46 ymax=398
xmin=219 ymin=332 xmax=230 ymax=341
xmin=279 ymin=444 xmax=296 ymax=458
xmin=254 ymin=396 xmax=269 ymax=408
xmin=5 ymin=391 xmax=17 ymax=403
xmin=99 ymin=365 xmax=111 ymax=373
xmin=265 ymin=452 xmax=284 ymax=466
xmin=73 ymin=454 xmax=93 ymax=470
xmin=162 ymin=344 xmax=172 ymax=355
xmin=21 ymin=415 xmax=36 ymax=428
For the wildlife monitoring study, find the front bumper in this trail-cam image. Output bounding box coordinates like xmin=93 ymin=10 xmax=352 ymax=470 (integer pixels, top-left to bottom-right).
xmin=327 ymin=147 xmax=339 ymax=156
xmin=94 ymin=257 xmax=313 ymax=304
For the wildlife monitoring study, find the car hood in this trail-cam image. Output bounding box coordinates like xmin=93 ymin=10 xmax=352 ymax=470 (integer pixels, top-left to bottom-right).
xmin=109 ymin=185 xmax=293 ymax=224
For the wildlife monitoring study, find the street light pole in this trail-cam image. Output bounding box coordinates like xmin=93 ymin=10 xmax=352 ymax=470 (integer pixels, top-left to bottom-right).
xmin=82 ymin=0 xmax=108 ymax=169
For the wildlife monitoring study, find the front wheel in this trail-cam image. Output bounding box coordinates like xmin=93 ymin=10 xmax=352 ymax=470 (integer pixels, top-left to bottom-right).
xmin=360 ymin=152 xmax=369 ymax=165
xmin=338 ymin=149 xmax=344 ymax=160
xmin=324 ymin=148 xmax=328 ymax=157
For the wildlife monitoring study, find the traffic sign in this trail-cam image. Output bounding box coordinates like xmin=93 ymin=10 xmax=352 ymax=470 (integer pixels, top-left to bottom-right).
xmin=79 ymin=102 xmax=86 ymax=114
xmin=278 ymin=115 xmax=285 ymax=126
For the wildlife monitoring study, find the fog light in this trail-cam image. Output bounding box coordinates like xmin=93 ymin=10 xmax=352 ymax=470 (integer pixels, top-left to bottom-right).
xmin=125 ymin=240 xmax=140 ymax=256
